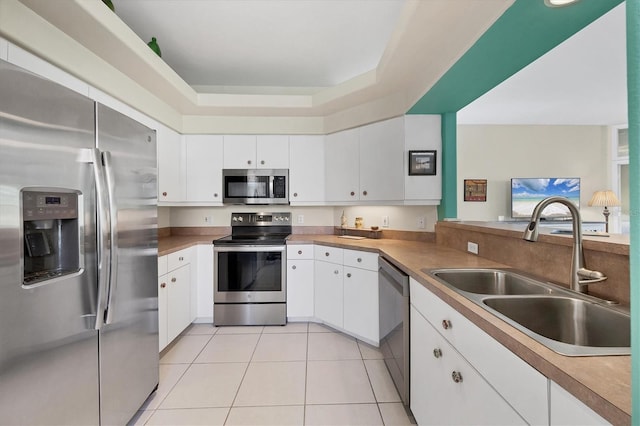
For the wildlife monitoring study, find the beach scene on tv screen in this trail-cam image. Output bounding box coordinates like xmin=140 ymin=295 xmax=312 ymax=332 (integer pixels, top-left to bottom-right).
xmin=511 ymin=178 xmax=580 ymax=218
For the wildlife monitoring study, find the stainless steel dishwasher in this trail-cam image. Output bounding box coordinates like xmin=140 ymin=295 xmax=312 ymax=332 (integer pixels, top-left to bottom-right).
xmin=379 ymin=257 xmax=410 ymax=406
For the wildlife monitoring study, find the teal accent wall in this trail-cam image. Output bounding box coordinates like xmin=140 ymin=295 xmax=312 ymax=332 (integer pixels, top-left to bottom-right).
xmin=626 ymin=0 xmax=640 ymax=422
xmin=408 ymin=0 xmax=623 ymax=115
xmin=438 ymin=112 xmax=457 ymax=220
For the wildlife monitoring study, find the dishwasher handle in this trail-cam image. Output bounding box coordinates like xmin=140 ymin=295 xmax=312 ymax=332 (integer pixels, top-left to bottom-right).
xmin=379 ymin=257 xmax=409 ymax=297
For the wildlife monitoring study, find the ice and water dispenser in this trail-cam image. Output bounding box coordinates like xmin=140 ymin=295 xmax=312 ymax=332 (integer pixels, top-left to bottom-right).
xmin=22 ymin=189 xmax=82 ymax=285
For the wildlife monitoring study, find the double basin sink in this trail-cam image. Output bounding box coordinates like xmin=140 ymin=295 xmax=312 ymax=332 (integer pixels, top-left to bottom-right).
xmin=424 ymin=268 xmax=630 ymax=356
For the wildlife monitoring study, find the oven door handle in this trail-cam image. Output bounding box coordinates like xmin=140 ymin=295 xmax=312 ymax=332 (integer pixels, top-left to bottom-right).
xmin=213 ymin=245 xmax=286 ymax=253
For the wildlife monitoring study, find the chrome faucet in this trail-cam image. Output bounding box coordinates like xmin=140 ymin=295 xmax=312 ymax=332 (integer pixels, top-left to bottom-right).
xmin=522 ymin=196 xmax=607 ymax=293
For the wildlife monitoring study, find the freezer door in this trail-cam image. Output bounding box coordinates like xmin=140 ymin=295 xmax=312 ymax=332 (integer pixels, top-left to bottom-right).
xmin=96 ymin=104 xmax=159 ymax=425
xmin=0 ymin=59 xmax=100 ymax=424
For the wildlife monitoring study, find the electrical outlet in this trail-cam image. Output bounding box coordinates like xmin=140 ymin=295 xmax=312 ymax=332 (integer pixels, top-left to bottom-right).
xmin=382 ymin=216 xmax=390 ymax=228
xmin=297 ymin=214 xmax=304 ymax=224
xmin=417 ymin=216 xmax=426 ymax=229
xmin=467 ymin=241 xmax=479 ymax=255
xmin=204 ymin=216 xmax=213 ymax=224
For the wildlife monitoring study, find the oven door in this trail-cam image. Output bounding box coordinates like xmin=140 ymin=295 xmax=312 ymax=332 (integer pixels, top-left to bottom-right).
xmin=214 ymin=245 xmax=286 ymax=303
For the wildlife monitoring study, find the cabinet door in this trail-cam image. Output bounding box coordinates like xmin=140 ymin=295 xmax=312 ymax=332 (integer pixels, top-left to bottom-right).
xmin=314 ymin=260 xmax=343 ymax=328
xmin=410 ymin=305 xmax=526 ymax=426
xmin=185 ymin=135 xmax=224 ymax=203
xmin=343 ymin=266 xmax=378 ymax=344
xmin=223 ymin=135 xmax=256 ymax=168
xmin=167 ymin=264 xmax=191 ymax=343
xmin=196 ymin=244 xmax=214 ymax=321
xmin=549 ymin=381 xmax=608 ymax=425
xmin=157 ymin=125 xmax=185 ymax=202
xmin=158 ymin=274 xmax=168 ymax=351
xmin=289 ymin=135 xmax=325 ymax=203
xmin=359 ymin=117 xmax=404 ymax=201
xmin=325 ymin=128 xmax=360 ymax=203
xmin=287 ymin=259 xmax=314 ymax=319
xmin=257 ymin=135 xmax=289 ymax=169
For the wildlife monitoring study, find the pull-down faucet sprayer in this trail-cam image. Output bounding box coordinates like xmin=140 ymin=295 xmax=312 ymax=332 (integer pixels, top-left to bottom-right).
xmin=522 ymin=196 xmax=607 ymax=293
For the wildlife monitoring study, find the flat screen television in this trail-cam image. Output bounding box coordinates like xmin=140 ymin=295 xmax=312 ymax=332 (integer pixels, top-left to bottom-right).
xmin=511 ymin=178 xmax=580 ymax=219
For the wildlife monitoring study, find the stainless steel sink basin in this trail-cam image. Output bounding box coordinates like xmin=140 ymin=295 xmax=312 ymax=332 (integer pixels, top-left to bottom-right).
xmin=431 ymin=269 xmax=553 ymax=295
xmin=483 ymin=297 xmax=630 ymax=356
xmin=425 ymin=268 xmax=630 ymax=356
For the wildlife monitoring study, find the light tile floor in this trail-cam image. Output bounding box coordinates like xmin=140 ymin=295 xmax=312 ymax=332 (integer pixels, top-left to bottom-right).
xmin=129 ymin=322 xmax=415 ymax=426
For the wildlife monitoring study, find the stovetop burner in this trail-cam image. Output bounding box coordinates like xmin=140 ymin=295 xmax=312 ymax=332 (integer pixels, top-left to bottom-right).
xmin=214 ymin=212 xmax=292 ymax=246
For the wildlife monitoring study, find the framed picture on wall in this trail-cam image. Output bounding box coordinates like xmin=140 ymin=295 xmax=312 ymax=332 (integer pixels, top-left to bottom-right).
xmin=408 ymin=150 xmax=437 ymax=175
xmin=464 ymin=179 xmax=487 ymax=202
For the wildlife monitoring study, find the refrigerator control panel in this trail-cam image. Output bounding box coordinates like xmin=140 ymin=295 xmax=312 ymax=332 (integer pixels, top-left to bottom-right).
xmin=22 ymin=190 xmax=79 ymax=220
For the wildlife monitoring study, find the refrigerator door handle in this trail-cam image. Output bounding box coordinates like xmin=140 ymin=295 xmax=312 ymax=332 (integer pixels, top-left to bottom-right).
xmin=102 ymin=151 xmax=118 ymax=325
xmin=91 ymin=148 xmax=111 ymax=330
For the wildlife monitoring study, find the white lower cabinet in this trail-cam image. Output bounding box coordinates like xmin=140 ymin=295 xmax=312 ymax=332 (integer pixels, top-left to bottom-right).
xmin=195 ymin=244 xmax=214 ymax=321
xmin=410 ymin=278 xmax=548 ymax=425
xmin=314 ymin=259 xmax=344 ymax=329
xmin=286 ymin=245 xmax=314 ymax=319
xmin=158 ymin=248 xmax=194 ymax=351
xmin=312 ymin=245 xmax=379 ymax=345
xmin=410 ymin=304 xmax=526 ymax=425
xmin=549 ymin=381 xmax=609 ymax=425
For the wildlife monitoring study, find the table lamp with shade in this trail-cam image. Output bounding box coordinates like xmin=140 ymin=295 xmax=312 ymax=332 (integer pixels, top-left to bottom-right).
xmin=588 ymin=190 xmax=621 ymax=233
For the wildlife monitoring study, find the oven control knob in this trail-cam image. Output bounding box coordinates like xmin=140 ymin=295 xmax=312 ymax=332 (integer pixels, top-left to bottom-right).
xmin=232 ymin=216 xmax=238 ymax=222
xmin=285 ymin=216 xmax=289 ymax=221
xmin=275 ymin=216 xmax=281 ymax=221
xmin=238 ymin=216 xmax=244 ymax=222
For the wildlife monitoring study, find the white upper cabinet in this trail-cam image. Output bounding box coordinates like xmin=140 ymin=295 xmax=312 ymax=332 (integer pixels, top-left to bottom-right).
xmin=223 ymin=135 xmax=289 ymax=169
xmin=325 ymin=118 xmax=407 ymax=204
xmin=256 ymin=135 xmax=289 ymax=169
xmin=359 ymin=117 xmax=405 ymax=202
xmin=289 ymin=135 xmax=325 ymax=204
xmin=404 ymin=115 xmax=442 ymax=204
xmin=184 ymin=135 xmax=224 ymax=203
xmin=223 ymin=135 xmax=256 ymax=168
xmin=325 ymin=128 xmax=360 ymax=203
xmin=157 ymin=124 xmax=186 ymax=203
xmin=0 ymin=37 xmax=8 ymax=61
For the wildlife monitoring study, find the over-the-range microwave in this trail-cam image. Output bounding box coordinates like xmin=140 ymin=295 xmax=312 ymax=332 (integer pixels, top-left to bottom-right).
xmin=222 ymin=169 xmax=289 ymax=205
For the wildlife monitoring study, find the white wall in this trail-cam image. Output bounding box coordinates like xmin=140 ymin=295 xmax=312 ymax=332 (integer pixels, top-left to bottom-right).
xmin=166 ymin=205 xmax=439 ymax=232
xmin=457 ymin=125 xmax=609 ymax=222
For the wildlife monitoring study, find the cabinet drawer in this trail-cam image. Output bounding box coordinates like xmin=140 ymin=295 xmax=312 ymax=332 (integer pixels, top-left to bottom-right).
xmin=314 ymin=245 xmax=343 ymax=264
xmin=168 ymin=248 xmax=191 ymax=271
xmin=158 ymin=255 xmax=168 ymax=277
xmin=287 ymin=244 xmax=314 ymax=260
xmin=343 ymin=249 xmax=378 ymax=271
xmin=410 ymin=278 xmax=548 ymax=425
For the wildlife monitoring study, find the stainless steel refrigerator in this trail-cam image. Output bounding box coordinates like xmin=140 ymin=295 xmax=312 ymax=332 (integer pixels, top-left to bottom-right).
xmin=0 ymin=59 xmax=159 ymax=425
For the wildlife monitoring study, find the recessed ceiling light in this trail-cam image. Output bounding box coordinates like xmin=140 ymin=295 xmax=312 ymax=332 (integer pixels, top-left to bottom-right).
xmin=544 ymin=0 xmax=581 ymax=7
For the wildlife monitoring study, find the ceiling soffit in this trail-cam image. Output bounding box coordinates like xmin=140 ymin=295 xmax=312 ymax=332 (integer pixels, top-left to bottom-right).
xmin=16 ymin=0 xmax=513 ymax=123
xmin=408 ymin=0 xmax=624 ymax=115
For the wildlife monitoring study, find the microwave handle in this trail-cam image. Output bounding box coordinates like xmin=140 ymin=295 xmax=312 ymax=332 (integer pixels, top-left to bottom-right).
xmin=269 ymin=175 xmax=275 ymax=198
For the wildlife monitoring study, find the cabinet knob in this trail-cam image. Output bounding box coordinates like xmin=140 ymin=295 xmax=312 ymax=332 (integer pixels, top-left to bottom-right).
xmin=350 ymin=191 xmax=355 ymax=196
xmin=433 ymin=348 xmax=442 ymax=358
xmin=442 ymin=319 xmax=452 ymax=330
xmin=292 ymin=265 xmax=297 ymax=270
xmin=363 ymin=190 xmax=368 ymax=196
xmin=298 ymin=250 xmax=303 ymax=255
xmin=451 ymin=371 xmax=463 ymax=383
xmin=334 ymin=270 xmax=339 ymax=275
xmin=325 ymin=252 xmax=330 ymax=257
xmin=179 ymin=256 xmax=184 ymax=261
xmin=160 ymin=282 xmax=166 ymax=289
xmin=214 ymin=193 xmax=218 ymax=198
xmin=346 ymin=273 xmax=352 ymax=278
xmin=171 ymin=277 xmax=177 ymax=283
xmin=293 ymin=192 xmax=298 ymax=197
xmin=357 ymin=258 xmax=362 ymax=263
xmin=162 ymin=192 xmax=167 ymax=197
xmin=247 ymin=160 xmax=252 ymax=165
xmin=261 ymin=160 xmax=265 ymax=165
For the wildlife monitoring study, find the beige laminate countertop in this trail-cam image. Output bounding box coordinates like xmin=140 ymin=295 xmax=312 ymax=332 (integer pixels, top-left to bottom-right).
xmin=160 ymin=233 xmax=631 ymax=424
xmin=158 ymin=234 xmax=225 ymax=256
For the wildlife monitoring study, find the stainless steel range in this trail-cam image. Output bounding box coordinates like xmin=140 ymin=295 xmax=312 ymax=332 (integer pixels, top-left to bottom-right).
xmin=213 ymin=212 xmax=291 ymax=326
